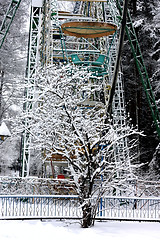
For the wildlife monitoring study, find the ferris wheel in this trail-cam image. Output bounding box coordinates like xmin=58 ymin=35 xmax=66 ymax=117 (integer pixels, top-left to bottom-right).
xmin=20 ymin=0 xmax=130 ymax=177
xmin=0 ymin=0 xmax=159 ymax=177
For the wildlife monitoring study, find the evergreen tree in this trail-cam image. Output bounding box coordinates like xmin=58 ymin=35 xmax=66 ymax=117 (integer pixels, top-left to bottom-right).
xmin=122 ymin=0 xmax=159 ymax=175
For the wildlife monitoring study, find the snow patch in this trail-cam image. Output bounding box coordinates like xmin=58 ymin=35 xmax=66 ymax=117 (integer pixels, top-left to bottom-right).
xmin=133 ymin=19 xmax=144 ymax=28
xmin=9 ymin=104 xmax=21 ymax=113
xmin=0 ymin=122 xmax=11 ymax=137
xmin=0 ymin=220 xmax=159 ymax=240
xmin=32 ymin=0 xmax=43 ymax=7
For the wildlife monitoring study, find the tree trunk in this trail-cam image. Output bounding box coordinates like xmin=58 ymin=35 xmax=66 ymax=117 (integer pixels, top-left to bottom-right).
xmin=82 ymin=202 xmax=93 ymax=228
xmin=132 ymin=0 xmax=137 ymax=13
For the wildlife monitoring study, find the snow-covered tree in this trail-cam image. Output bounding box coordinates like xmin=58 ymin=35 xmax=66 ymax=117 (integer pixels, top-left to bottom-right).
xmin=122 ymin=0 xmax=160 ymax=174
xmin=0 ymin=0 xmax=29 ymax=175
xmin=14 ymin=64 xmax=142 ymax=227
xmin=0 ymin=0 xmax=29 ymax=121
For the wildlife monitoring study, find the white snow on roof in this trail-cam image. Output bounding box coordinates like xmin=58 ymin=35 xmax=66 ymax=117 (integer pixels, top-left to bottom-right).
xmin=0 ymin=122 xmax=11 ymax=137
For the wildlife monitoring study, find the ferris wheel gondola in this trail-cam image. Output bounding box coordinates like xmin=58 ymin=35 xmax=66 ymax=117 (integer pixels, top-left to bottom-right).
xmin=61 ymin=21 xmax=117 ymax=38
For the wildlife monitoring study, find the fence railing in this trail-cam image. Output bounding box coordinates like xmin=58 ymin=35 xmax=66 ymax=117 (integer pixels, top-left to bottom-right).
xmin=0 ymin=195 xmax=160 ymax=221
xmin=0 ymin=195 xmax=80 ymax=219
xmin=97 ymin=196 xmax=160 ymax=221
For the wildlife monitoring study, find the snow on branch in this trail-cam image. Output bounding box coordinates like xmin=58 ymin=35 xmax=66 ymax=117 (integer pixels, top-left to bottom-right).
xmin=13 ymin=63 xmax=143 ymax=227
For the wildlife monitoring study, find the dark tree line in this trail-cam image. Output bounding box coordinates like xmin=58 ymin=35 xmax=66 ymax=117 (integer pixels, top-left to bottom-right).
xmin=122 ymin=0 xmax=160 ymax=178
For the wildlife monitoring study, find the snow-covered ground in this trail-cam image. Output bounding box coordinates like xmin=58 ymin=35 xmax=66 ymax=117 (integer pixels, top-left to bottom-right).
xmin=0 ymin=219 xmax=159 ymax=240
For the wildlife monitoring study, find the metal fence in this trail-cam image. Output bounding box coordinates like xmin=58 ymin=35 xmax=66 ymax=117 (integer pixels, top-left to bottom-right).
xmin=0 ymin=195 xmax=160 ymax=221
xmin=0 ymin=195 xmax=80 ymax=220
xmin=97 ymin=196 xmax=160 ymax=221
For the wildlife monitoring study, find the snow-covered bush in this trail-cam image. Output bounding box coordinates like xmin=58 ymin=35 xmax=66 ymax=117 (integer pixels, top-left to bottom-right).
xmin=15 ymin=63 xmax=141 ymax=227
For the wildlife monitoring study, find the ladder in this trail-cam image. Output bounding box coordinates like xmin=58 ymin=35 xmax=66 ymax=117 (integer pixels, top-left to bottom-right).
xmin=21 ymin=2 xmax=42 ymax=177
xmin=0 ymin=0 xmax=21 ymax=48
xmin=116 ymin=0 xmax=160 ymax=138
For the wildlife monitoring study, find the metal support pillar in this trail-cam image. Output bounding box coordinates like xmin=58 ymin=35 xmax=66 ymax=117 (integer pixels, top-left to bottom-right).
xmin=104 ymin=0 xmax=132 ymax=178
xmin=22 ymin=1 xmax=42 ymax=177
xmin=0 ymin=0 xmax=21 ymax=48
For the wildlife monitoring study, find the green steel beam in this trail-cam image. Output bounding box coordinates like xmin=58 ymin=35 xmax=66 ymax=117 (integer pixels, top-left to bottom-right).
xmin=116 ymin=0 xmax=160 ymax=138
xmin=0 ymin=0 xmax=21 ymax=49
